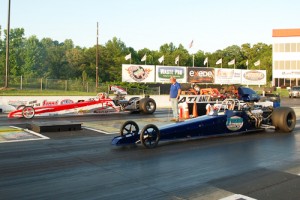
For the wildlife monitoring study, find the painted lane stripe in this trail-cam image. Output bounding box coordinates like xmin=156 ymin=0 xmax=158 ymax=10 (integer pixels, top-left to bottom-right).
xmin=82 ymin=126 xmax=117 ymax=135
xmin=219 ymin=194 xmax=257 ymax=200
xmin=0 ymin=129 xmax=23 ymax=133
xmin=0 ymin=126 xmax=49 ymax=143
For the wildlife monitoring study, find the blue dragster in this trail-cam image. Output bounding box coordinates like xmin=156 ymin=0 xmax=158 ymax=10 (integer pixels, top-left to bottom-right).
xmin=112 ymin=99 xmax=296 ymax=148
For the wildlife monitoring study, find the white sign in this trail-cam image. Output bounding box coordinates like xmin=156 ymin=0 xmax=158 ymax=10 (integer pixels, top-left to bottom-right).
xmin=273 ymin=70 xmax=300 ymax=78
xmin=241 ymin=70 xmax=266 ymax=85
xmin=214 ymin=68 xmax=242 ymax=84
xmin=122 ymin=64 xmax=155 ymax=83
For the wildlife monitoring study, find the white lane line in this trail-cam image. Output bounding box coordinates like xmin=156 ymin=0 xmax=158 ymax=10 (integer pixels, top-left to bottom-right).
xmin=82 ymin=126 xmax=117 ymax=135
xmin=219 ymin=194 xmax=257 ymax=200
xmin=0 ymin=126 xmax=50 ymax=143
xmin=23 ymin=128 xmax=50 ymax=139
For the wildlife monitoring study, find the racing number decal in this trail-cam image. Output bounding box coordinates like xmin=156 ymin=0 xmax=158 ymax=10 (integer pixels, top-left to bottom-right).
xmin=226 ymin=116 xmax=243 ymax=131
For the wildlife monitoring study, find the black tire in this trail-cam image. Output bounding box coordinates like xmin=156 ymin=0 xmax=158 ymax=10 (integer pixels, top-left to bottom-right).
xmin=271 ymin=107 xmax=296 ymax=132
xmin=22 ymin=106 xmax=35 ymax=119
xmin=120 ymin=121 xmax=139 ymax=136
xmin=140 ymin=124 xmax=160 ymax=148
xmin=139 ymin=98 xmax=156 ymax=114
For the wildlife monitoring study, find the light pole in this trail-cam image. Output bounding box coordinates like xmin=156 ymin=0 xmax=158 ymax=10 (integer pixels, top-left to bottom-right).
xmin=95 ymin=22 xmax=99 ymax=89
xmin=5 ymin=0 xmax=11 ymax=88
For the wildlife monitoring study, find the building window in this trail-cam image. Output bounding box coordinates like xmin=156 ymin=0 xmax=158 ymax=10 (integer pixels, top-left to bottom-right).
xmin=298 ymin=61 xmax=300 ymax=69
xmin=291 ymin=43 xmax=297 ymax=52
xmin=274 ymin=43 xmax=279 ymax=52
xmin=297 ymin=43 xmax=300 ymax=52
xmin=279 ymin=60 xmax=285 ymax=69
xmin=279 ymin=43 xmax=285 ymax=52
xmin=291 ymin=60 xmax=297 ymax=70
xmin=285 ymin=60 xmax=291 ymax=69
xmin=274 ymin=61 xmax=278 ymax=69
xmin=285 ymin=43 xmax=291 ymax=52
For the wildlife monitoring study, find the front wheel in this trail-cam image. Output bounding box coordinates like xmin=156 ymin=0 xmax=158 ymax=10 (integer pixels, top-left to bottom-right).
xmin=271 ymin=107 xmax=296 ymax=132
xmin=22 ymin=106 xmax=35 ymax=119
xmin=140 ymin=124 xmax=160 ymax=148
xmin=120 ymin=121 xmax=139 ymax=136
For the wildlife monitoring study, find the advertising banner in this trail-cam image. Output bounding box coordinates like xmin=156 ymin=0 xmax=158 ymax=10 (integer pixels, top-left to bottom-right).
xmin=241 ymin=70 xmax=266 ymax=85
xmin=273 ymin=70 xmax=300 ymax=78
xmin=214 ymin=68 xmax=242 ymax=84
xmin=187 ymin=67 xmax=215 ymax=83
xmin=155 ymin=66 xmax=187 ymax=83
xmin=122 ymin=64 xmax=155 ymax=83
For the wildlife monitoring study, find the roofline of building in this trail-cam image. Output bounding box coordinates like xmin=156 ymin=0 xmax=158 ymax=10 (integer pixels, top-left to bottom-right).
xmin=273 ymin=29 xmax=300 ymax=37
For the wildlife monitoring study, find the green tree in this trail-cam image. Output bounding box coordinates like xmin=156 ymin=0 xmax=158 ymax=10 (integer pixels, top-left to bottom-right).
xmin=21 ymin=35 xmax=45 ymax=77
xmin=3 ymin=28 xmax=25 ymax=77
xmin=0 ymin=26 xmax=4 ymax=77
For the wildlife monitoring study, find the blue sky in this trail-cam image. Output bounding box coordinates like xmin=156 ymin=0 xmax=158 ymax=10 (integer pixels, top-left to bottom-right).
xmin=0 ymin=0 xmax=299 ymax=52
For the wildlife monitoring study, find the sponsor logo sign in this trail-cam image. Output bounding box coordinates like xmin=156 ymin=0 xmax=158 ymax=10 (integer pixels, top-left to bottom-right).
xmin=156 ymin=66 xmax=186 ymax=83
xmin=226 ymin=116 xmax=243 ymax=131
xmin=241 ymin=70 xmax=266 ymax=85
xmin=215 ymin=68 xmax=242 ymax=84
xmin=122 ymin=64 xmax=155 ymax=82
xmin=187 ymin=67 xmax=215 ymax=83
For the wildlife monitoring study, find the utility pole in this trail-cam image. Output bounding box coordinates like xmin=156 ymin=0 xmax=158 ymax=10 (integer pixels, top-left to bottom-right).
xmin=95 ymin=22 xmax=99 ymax=89
xmin=5 ymin=0 xmax=11 ymax=88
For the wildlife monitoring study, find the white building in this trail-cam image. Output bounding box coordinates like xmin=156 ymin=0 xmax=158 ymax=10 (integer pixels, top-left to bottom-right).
xmin=272 ymin=28 xmax=300 ymax=87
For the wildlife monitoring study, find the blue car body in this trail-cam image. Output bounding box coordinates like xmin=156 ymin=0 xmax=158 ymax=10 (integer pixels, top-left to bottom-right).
xmin=112 ymin=110 xmax=259 ymax=146
xmin=238 ymin=87 xmax=260 ymax=102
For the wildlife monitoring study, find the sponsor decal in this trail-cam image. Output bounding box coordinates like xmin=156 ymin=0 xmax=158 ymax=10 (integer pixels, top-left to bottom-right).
xmin=60 ymin=99 xmax=74 ymax=105
xmin=8 ymin=100 xmax=39 ymax=108
xmin=178 ymin=95 xmax=211 ymax=103
xmin=187 ymin=67 xmax=215 ymax=83
xmin=226 ymin=116 xmax=243 ymax=131
xmin=126 ymin=65 xmax=152 ymax=82
xmin=43 ymin=100 xmax=59 ymax=106
xmin=243 ymin=71 xmax=264 ymax=81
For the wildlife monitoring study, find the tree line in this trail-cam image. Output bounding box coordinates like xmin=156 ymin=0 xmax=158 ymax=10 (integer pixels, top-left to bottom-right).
xmin=0 ymin=27 xmax=272 ymax=84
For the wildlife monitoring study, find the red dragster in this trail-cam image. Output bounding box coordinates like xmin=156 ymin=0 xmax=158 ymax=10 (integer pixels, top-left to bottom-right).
xmin=8 ymin=86 xmax=156 ymax=119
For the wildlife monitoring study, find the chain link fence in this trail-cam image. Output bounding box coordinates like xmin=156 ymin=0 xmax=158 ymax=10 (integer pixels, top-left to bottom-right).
xmin=0 ymin=76 xmax=161 ymax=95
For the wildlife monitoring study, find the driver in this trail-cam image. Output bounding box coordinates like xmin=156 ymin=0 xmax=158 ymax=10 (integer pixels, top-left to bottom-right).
xmin=206 ymin=104 xmax=213 ymax=115
xmin=97 ymin=93 xmax=108 ymax=99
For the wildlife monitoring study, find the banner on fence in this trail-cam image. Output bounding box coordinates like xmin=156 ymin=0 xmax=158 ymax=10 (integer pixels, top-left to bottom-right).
xmin=241 ymin=70 xmax=266 ymax=85
xmin=187 ymin=67 xmax=215 ymax=83
xmin=214 ymin=68 xmax=242 ymax=84
xmin=122 ymin=64 xmax=155 ymax=82
xmin=155 ymin=66 xmax=187 ymax=83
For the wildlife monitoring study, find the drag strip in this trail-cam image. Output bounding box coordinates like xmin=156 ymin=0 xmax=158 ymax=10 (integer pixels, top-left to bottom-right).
xmin=1 ymin=101 xmax=300 ymax=199
xmin=1 ymin=124 xmax=300 ymax=200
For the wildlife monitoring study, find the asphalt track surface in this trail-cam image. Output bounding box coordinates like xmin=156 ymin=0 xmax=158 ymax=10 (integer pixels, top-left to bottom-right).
xmin=1 ymin=98 xmax=300 ymax=199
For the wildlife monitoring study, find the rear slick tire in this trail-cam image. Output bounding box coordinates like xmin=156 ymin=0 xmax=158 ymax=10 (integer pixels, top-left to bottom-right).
xmin=139 ymin=98 xmax=156 ymax=114
xmin=271 ymin=107 xmax=296 ymax=133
